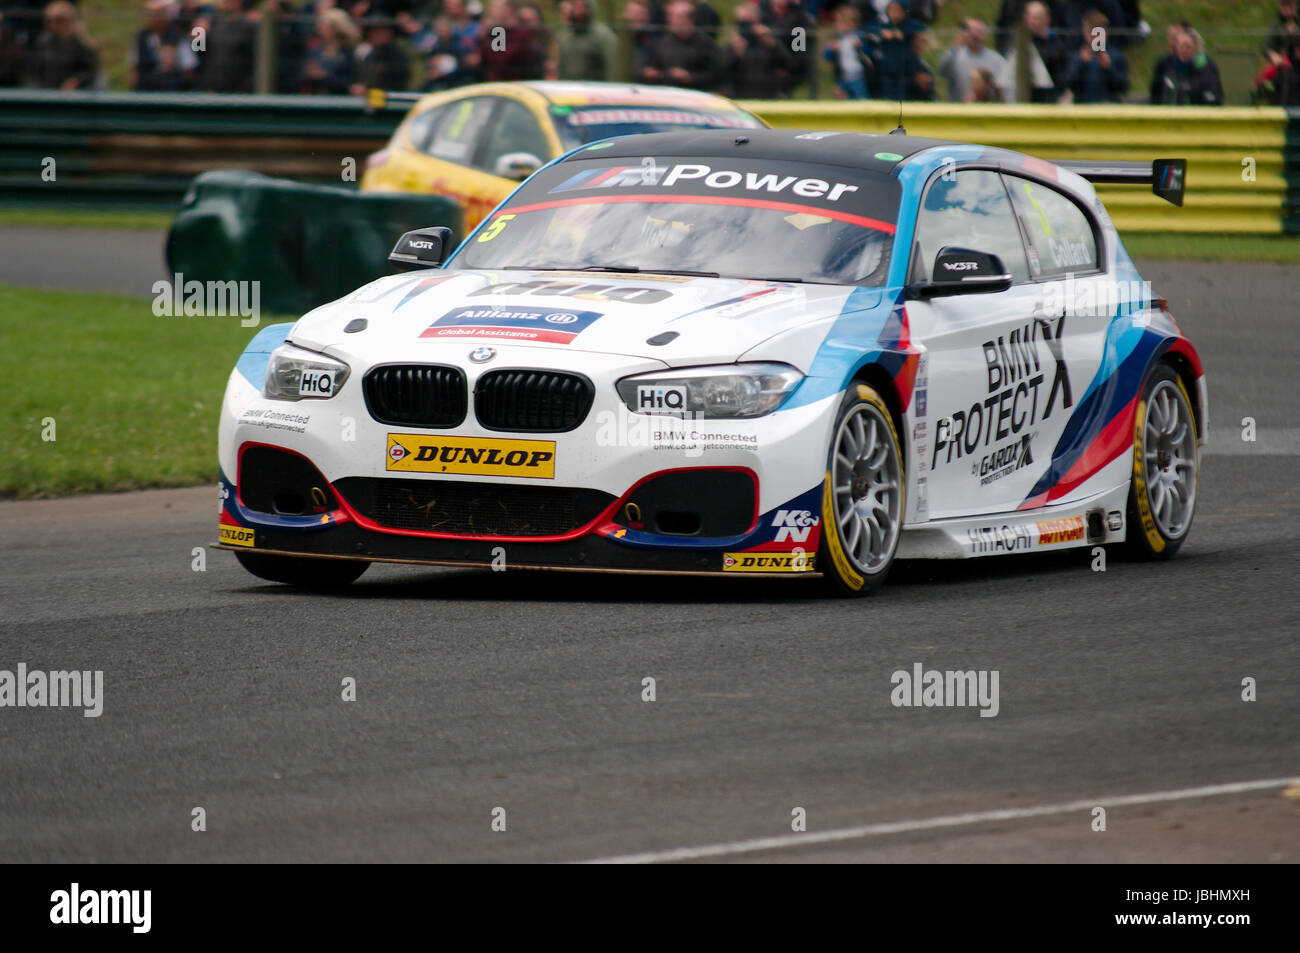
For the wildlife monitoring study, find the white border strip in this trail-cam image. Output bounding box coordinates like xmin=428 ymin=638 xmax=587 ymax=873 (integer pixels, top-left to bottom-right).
xmin=582 ymin=775 xmax=1300 ymax=864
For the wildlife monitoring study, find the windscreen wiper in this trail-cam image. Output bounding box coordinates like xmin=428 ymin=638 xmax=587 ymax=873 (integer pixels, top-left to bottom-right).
xmin=580 ymin=265 xmax=722 ymax=278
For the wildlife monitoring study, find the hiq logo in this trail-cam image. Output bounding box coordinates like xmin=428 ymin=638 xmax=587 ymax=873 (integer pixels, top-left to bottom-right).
xmin=637 ymin=385 xmax=688 ymax=413
xmin=772 ymin=509 xmax=819 ymax=543
xmin=300 ymin=371 xmax=333 ymax=396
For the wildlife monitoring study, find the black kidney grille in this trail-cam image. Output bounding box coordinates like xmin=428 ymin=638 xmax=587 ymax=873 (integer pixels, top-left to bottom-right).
xmin=475 ymin=370 xmax=594 ymax=432
xmin=335 ymin=477 xmax=615 ymax=537
xmin=364 ymin=365 xmax=467 ymax=428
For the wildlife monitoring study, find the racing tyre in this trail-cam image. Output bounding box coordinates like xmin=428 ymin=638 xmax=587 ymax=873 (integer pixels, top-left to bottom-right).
xmin=1124 ymin=363 xmax=1198 ymax=559
xmin=235 ymin=551 xmax=370 ymax=588
xmin=817 ymin=383 xmax=905 ymax=596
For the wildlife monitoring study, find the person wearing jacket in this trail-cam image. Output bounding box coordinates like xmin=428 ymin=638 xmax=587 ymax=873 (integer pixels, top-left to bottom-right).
xmin=863 ymin=0 xmax=927 ymax=101
xmin=722 ymin=1 xmax=789 ymax=98
xmin=556 ymin=0 xmax=619 ymax=82
xmin=822 ymin=4 xmax=872 ymax=99
xmin=1150 ymin=28 xmax=1222 ymax=105
xmin=1060 ymin=10 xmax=1127 ymax=102
xmin=29 ymin=1 xmax=97 ymax=89
xmin=636 ymin=1 xmax=716 ymax=90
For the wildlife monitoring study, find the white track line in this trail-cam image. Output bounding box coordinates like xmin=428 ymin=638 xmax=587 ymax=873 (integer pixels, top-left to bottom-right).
xmin=583 ymin=775 xmax=1300 ymax=864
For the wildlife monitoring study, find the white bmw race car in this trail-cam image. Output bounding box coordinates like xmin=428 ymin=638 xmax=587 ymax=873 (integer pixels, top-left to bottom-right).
xmin=216 ymin=129 xmax=1205 ymax=596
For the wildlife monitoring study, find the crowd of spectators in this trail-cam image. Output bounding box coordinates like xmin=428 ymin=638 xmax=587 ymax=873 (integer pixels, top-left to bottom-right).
xmin=0 ymin=0 xmax=1295 ymax=106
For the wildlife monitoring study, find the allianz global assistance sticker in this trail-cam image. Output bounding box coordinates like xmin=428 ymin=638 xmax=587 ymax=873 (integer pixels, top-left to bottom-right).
xmin=219 ymin=525 xmax=255 ymax=547
xmin=387 ymin=434 xmax=556 ymax=479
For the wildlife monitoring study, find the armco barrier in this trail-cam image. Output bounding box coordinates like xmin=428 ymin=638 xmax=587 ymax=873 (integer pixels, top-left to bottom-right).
xmin=2 ymin=91 xmax=1297 ymax=234
xmin=741 ymin=101 xmax=1295 ymax=235
xmin=0 ymin=90 xmax=402 ymax=209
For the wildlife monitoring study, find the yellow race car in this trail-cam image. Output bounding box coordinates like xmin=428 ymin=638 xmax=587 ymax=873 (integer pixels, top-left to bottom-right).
xmin=360 ymin=81 xmax=766 ymax=231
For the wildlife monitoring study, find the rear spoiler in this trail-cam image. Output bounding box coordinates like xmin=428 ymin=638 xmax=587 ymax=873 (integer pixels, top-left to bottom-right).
xmin=1051 ymin=158 xmax=1187 ymax=207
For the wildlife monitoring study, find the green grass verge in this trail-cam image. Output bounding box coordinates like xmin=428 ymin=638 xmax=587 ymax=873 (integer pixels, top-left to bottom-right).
xmin=0 ymin=284 xmax=272 ymax=499
xmin=0 ymin=208 xmax=175 ymax=230
xmin=1121 ymin=232 xmax=1300 ymax=261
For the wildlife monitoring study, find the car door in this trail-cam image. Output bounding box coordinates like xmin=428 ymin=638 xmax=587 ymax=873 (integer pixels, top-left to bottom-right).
xmin=904 ymin=167 xmax=1054 ymax=521
xmin=1001 ymin=171 xmax=1114 ymax=508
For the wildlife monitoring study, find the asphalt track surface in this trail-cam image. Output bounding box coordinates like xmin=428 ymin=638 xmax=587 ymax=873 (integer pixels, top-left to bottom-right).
xmin=1 ymin=234 xmax=1297 ymax=862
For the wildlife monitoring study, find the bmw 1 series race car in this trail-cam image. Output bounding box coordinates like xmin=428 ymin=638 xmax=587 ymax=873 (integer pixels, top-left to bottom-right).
xmin=216 ymin=128 xmax=1204 ymax=596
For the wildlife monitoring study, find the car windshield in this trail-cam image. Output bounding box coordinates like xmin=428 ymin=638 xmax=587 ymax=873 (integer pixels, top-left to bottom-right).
xmin=457 ymin=154 xmax=900 ymax=285
xmin=551 ymin=106 xmax=764 ymax=150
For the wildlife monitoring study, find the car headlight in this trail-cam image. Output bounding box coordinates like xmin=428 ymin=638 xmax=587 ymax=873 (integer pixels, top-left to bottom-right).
xmin=616 ymin=363 xmax=803 ymax=419
xmin=263 ymin=344 xmax=351 ymax=401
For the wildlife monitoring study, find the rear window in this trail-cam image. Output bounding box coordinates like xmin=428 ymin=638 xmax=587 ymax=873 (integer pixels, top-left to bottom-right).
xmin=551 ymin=105 xmax=764 ymax=150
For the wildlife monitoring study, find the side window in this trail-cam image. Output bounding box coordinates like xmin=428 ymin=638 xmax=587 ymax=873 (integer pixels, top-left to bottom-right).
xmin=912 ymin=169 xmax=1030 ymax=285
xmin=1004 ymin=175 xmax=1099 ymax=278
xmin=426 ymin=97 xmax=496 ymax=166
xmin=406 ymin=105 xmax=446 ymax=154
xmin=482 ymin=99 xmax=551 ymax=175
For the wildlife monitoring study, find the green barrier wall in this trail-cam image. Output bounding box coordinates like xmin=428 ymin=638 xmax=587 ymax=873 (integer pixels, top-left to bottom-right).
xmin=167 ymin=170 xmax=462 ymax=315
xmin=741 ymin=101 xmax=1296 ymax=235
xmin=0 ymin=90 xmax=403 ymax=210
xmin=2 ymin=92 xmax=1297 ymax=234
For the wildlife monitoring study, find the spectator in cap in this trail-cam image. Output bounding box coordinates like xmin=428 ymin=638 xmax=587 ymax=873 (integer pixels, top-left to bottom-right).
xmin=351 ymin=15 xmax=410 ymax=91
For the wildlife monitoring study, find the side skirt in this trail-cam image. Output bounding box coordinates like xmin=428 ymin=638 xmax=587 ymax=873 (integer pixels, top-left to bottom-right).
xmin=897 ymin=484 xmax=1130 ymax=560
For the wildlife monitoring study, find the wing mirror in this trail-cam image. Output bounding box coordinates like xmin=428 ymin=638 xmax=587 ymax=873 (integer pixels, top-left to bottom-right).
xmin=493 ymin=152 xmax=543 ymax=181
xmin=388 ymin=226 xmax=454 ymax=272
xmin=907 ymin=247 xmax=1013 ymax=299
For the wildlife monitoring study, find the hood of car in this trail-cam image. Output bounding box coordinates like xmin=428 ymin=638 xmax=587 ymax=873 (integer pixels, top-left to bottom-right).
xmin=287 ymin=269 xmax=881 ymax=371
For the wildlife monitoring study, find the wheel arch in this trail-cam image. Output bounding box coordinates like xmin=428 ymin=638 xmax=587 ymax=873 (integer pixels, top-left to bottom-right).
xmin=848 ymin=362 xmax=908 ymax=455
xmin=1153 ymin=342 xmax=1206 ymax=442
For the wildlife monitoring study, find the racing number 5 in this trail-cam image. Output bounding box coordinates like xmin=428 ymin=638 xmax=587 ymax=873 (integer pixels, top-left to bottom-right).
xmin=477 ymin=214 xmax=515 ymax=243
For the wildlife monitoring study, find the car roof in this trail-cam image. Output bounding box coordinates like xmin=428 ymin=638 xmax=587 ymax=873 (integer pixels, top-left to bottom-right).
xmin=561 ymin=128 xmax=964 ymax=172
xmin=521 ymin=81 xmax=753 ymax=112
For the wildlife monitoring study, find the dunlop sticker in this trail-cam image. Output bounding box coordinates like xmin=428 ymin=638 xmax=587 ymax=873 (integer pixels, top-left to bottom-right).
xmin=219 ymin=525 xmax=255 ymax=548
xmin=387 ymin=435 xmax=556 ymax=479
